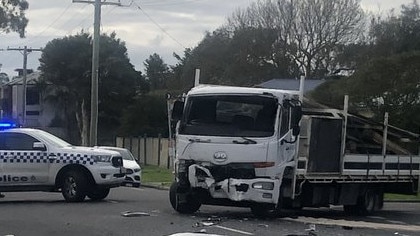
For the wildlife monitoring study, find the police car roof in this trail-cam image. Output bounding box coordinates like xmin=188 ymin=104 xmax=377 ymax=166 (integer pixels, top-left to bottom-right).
xmin=0 ymin=128 xmax=47 ymax=134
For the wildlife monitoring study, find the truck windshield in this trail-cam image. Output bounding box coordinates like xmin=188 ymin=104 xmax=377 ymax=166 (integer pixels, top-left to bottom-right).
xmin=180 ymin=95 xmax=277 ymax=137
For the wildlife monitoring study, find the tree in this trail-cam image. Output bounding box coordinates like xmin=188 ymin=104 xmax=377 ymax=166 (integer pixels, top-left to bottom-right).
xmin=0 ymin=0 xmax=29 ymax=37
xmin=119 ymin=95 xmax=168 ymax=137
xmin=39 ymin=32 xmax=139 ymax=145
xmin=370 ymin=0 xmax=420 ymax=57
xmin=144 ymin=53 xmax=169 ymax=90
xmin=0 ymin=72 xmax=9 ymax=84
xmin=348 ymin=52 xmax=420 ymax=132
xmin=168 ymin=27 xmax=298 ymax=90
xmin=227 ymin=0 xmax=365 ymax=78
xmin=311 ymin=1 xmax=420 ymax=132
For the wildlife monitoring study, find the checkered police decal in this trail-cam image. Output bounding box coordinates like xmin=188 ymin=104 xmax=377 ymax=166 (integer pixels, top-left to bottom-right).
xmin=0 ymin=151 xmax=95 ymax=165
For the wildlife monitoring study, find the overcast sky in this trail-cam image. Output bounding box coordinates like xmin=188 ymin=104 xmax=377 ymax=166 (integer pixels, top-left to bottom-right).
xmin=0 ymin=0 xmax=411 ymax=77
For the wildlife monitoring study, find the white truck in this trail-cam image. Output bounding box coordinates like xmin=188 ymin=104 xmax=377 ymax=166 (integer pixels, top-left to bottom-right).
xmin=168 ymin=85 xmax=420 ymax=217
xmin=0 ymin=127 xmax=125 ymax=202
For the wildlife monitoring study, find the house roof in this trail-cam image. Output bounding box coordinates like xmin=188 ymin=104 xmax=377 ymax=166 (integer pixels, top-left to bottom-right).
xmin=256 ymin=78 xmax=325 ymax=93
xmin=4 ymin=71 xmax=41 ymax=86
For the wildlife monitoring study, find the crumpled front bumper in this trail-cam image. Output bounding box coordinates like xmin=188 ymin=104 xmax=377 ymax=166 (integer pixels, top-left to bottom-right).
xmin=188 ymin=164 xmax=280 ymax=204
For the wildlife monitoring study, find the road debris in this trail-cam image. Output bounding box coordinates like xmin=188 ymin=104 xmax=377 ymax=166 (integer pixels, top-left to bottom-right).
xmin=394 ymin=232 xmax=410 ymax=236
xmin=305 ymin=224 xmax=316 ymax=232
xmin=168 ymin=233 xmax=224 ymax=236
xmin=121 ymin=211 xmax=150 ymax=217
xmin=257 ymin=224 xmax=269 ymax=228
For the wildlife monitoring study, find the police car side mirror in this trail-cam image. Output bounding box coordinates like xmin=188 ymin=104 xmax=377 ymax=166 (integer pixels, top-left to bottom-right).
xmin=33 ymin=142 xmax=47 ymax=151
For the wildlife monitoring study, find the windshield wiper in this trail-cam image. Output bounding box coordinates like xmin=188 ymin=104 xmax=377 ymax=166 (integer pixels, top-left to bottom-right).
xmin=232 ymin=137 xmax=257 ymax=144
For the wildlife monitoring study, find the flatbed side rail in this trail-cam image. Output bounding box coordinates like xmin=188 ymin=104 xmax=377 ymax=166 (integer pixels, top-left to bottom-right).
xmin=296 ymin=154 xmax=420 ymax=183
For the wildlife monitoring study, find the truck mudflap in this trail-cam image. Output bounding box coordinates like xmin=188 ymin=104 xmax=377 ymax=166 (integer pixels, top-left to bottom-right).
xmin=188 ymin=164 xmax=280 ymax=204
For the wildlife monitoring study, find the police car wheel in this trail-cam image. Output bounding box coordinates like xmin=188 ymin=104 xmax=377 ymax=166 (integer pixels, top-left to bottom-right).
xmin=61 ymin=170 xmax=88 ymax=202
xmin=87 ymin=187 xmax=110 ymax=201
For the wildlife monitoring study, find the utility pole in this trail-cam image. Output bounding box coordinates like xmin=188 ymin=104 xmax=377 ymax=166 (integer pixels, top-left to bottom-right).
xmin=7 ymin=46 xmax=42 ymax=127
xmin=73 ymin=0 xmax=121 ymax=146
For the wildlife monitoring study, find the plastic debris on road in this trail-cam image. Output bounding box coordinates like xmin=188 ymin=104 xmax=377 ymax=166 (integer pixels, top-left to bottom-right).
xmin=121 ymin=211 xmax=150 ymax=217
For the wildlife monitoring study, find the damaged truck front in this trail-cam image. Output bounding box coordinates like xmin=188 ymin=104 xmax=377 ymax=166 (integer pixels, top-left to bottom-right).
xmin=168 ymin=85 xmax=302 ymax=216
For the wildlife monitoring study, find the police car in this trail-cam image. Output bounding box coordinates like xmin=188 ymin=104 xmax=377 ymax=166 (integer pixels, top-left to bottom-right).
xmin=96 ymin=146 xmax=142 ymax=187
xmin=0 ymin=123 xmax=125 ymax=202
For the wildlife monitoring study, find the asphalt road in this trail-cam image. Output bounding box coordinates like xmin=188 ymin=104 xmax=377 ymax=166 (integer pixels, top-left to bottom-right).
xmin=0 ymin=187 xmax=419 ymax=236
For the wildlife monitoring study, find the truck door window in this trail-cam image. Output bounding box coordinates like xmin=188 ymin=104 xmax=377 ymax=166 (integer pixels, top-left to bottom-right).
xmin=0 ymin=133 xmax=39 ymax=150
xmin=280 ymin=106 xmax=290 ymax=137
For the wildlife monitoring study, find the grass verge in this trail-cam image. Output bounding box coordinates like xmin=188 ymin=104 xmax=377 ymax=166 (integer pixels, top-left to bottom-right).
xmin=384 ymin=193 xmax=420 ymax=201
xmin=142 ymin=165 xmax=174 ymax=187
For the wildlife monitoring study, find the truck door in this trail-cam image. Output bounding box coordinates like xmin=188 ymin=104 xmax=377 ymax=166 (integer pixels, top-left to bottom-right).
xmin=0 ymin=132 xmax=50 ymax=185
xmin=278 ymin=103 xmax=296 ymax=163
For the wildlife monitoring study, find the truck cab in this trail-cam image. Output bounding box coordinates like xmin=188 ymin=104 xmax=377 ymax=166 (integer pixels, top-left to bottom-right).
xmin=169 ymin=85 xmax=302 ymax=215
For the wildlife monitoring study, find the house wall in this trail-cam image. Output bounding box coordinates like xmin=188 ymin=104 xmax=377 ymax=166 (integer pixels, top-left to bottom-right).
xmin=1 ymin=74 xmax=63 ymax=130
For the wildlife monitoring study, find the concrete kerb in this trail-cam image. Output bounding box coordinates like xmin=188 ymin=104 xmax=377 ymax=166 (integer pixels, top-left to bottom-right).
xmin=142 ymin=182 xmax=170 ymax=190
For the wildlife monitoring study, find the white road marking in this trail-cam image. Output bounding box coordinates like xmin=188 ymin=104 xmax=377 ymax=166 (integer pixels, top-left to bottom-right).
xmin=284 ymin=217 xmax=420 ymax=232
xmin=214 ymin=225 xmax=254 ymax=235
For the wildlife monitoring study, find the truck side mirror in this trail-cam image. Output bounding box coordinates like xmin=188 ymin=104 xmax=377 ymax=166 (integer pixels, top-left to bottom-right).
xmin=291 ymin=106 xmax=302 ymax=136
xmin=172 ymin=101 xmax=184 ymax=121
xmin=292 ymin=125 xmax=300 ymax=136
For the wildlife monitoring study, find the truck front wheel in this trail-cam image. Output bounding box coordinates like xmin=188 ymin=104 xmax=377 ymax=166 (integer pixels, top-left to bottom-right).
xmin=61 ymin=170 xmax=88 ymax=202
xmin=169 ymin=182 xmax=201 ymax=214
xmin=250 ymin=203 xmax=280 ymax=218
xmin=250 ymin=187 xmax=284 ymax=218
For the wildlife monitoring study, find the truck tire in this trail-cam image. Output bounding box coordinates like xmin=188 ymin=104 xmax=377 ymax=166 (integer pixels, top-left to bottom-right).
xmin=250 ymin=187 xmax=284 ymax=218
xmin=250 ymin=203 xmax=280 ymax=218
xmin=358 ymin=189 xmax=376 ymax=215
xmin=169 ymin=182 xmax=201 ymax=214
xmin=344 ymin=189 xmax=376 ymax=215
xmin=61 ymin=170 xmax=88 ymax=202
xmin=87 ymin=187 xmax=110 ymax=201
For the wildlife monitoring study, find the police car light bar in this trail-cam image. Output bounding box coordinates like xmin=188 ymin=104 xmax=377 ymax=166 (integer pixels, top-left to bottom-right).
xmin=0 ymin=122 xmax=17 ymax=129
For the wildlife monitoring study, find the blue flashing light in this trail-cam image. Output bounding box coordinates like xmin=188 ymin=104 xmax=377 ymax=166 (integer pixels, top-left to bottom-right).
xmin=0 ymin=122 xmax=17 ymax=129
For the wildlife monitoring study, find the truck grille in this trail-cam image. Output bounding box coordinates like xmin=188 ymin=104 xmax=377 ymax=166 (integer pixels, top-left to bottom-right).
xmin=111 ymin=156 xmax=123 ymax=167
xmin=208 ymin=164 xmax=255 ymax=182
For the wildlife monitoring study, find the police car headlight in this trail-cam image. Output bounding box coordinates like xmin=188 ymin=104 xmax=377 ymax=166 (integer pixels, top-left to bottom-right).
xmin=92 ymin=155 xmax=112 ymax=162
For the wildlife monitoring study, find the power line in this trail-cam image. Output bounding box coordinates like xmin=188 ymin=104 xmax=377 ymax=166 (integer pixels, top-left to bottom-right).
xmin=29 ymin=3 xmax=73 ymax=40
xmin=131 ymin=0 xmax=205 ymax=7
xmin=133 ymin=2 xmax=186 ymax=50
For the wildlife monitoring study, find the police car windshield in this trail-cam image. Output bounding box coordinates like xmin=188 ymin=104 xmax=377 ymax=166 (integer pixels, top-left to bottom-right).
xmin=35 ymin=130 xmax=72 ymax=148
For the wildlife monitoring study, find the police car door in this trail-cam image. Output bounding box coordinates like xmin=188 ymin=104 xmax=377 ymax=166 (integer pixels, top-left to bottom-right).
xmin=0 ymin=132 xmax=50 ymax=185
